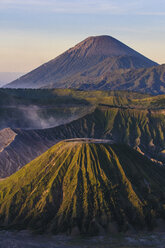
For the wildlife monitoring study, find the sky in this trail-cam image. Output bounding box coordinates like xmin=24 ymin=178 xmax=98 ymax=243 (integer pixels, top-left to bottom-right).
xmin=0 ymin=0 xmax=165 ymax=74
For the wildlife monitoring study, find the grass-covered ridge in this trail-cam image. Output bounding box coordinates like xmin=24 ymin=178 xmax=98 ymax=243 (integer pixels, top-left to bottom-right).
xmin=0 ymin=139 xmax=165 ymax=235
xmin=0 ymin=102 xmax=165 ymax=178
xmin=0 ymin=88 xmax=148 ymax=106
xmin=1 ymin=103 xmax=165 ymax=178
xmin=1 ymin=88 xmax=165 ymax=109
xmin=0 ymin=88 xmax=165 ymax=129
xmin=0 ymin=89 xmax=165 ymax=178
xmin=0 ymin=88 xmax=152 ymax=129
xmin=48 ymin=106 xmax=165 ymax=162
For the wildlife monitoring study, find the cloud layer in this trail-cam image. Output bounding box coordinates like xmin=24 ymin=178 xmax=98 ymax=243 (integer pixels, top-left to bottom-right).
xmin=0 ymin=0 xmax=164 ymax=15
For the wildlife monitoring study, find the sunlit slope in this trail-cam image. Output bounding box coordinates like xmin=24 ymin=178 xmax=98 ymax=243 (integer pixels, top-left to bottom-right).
xmin=52 ymin=107 xmax=165 ymax=161
xmin=1 ymin=88 xmax=165 ymax=109
xmin=0 ymin=88 xmax=150 ymax=130
xmin=0 ymin=104 xmax=165 ymax=178
xmin=0 ymin=88 xmax=149 ymax=107
xmin=0 ymin=140 xmax=165 ymax=234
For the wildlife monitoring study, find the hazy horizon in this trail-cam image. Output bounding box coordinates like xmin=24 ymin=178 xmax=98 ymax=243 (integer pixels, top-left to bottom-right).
xmin=0 ymin=0 xmax=165 ymax=74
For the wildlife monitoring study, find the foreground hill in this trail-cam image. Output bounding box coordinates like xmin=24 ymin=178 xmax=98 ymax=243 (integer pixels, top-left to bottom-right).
xmin=0 ymin=104 xmax=165 ymax=178
xmin=5 ymin=35 xmax=157 ymax=90
xmin=0 ymin=139 xmax=165 ymax=234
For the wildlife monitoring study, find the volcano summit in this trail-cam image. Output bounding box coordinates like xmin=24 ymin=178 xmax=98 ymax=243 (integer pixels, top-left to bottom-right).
xmin=6 ymin=35 xmax=158 ymax=90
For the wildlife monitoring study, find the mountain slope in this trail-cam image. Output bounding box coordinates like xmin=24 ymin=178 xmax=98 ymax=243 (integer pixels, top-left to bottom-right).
xmin=72 ymin=64 xmax=165 ymax=95
xmin=5 ymin=35 xmax=157 ymax=89
xmin=0 ymin=139 xmax=165 ymax=234
xmin=0 ymin=105 xmax=165 ymax=178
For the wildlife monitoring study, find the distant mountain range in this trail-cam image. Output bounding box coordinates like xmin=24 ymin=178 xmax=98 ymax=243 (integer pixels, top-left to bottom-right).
xmin=61 ymin=64 xmax=165 ymax=95
xmin=5 ymin=35 xmax=165 ymax=95
xmin=0 ymin=139 xmax=165 ymax=234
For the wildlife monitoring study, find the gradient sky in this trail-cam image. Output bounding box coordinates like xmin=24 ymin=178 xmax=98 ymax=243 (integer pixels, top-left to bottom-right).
xmin=0 ymin=0 xmax=165 ymax=73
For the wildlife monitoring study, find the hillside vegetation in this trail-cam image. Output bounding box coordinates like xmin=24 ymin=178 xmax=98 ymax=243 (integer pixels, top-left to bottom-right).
xmin=1 ymin=88 xmax=165 ymax=109
xmin=0 ymin=140 xmax=165 ymax=235
xmin=0 ymin=103 xmax=165 ymax=178
xmin=1 ymin=88 xmax=163 ymax=130
xmin=44 ymin=106 xmax=165 ymax=162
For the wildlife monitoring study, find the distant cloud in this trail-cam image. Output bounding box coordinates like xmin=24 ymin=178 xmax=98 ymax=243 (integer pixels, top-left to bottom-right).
xmin=1 ymin=0 xmax=164 ymax=15
xmin=0 ymin=0 xmax=118 ymax=14
xmin=137 ymin=12 xmax=165 ymax=16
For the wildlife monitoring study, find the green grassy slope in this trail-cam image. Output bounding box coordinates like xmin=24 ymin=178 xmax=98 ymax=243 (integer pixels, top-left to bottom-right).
xmin=0 ymin=101 xmax=165 ymax=178
xmin=0 ymin=89 xmax=165 ymax=179
xmin=0 ymin=140 xmax=165 ymax=235
xmin=0 ymin=88 xmax=148 ymax=106
xmin=1 ymin=88 xmax=165 ymax=109
xmin=0 ymin=88 xmax=156 ymax=129
xmin=49 ymin=106 xmax=165 ymax=162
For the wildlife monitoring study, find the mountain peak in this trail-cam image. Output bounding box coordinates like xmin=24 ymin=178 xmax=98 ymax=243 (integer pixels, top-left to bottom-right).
xmin=68 ymin=35 xmax=144 ymax=58
xmin=5 ymin=35 xmax=158 ymax=89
